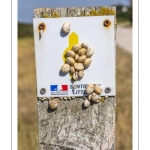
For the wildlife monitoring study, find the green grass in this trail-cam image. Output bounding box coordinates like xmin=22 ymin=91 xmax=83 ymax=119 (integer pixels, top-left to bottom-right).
xmin=18 ymin=37 xmax=132 ymax=150
xmin=18 ymin=23 xmax=33 ymax=38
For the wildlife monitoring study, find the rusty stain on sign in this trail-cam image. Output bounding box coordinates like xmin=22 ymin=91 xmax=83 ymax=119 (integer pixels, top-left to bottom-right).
xmin=38 ymin=22 xmax=46 ymax=40
xmin=38 ymin=22 xmax=46 ymax=30
xmin=103 ymin=19 xmax=111 ymax=27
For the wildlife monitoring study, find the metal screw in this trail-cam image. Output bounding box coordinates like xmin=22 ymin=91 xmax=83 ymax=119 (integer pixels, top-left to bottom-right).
xmin=105 ymin=87 xmax=111 ymax=93
xmin=38 ymin=23 xmax=45 ymax=40
xmin=40 ymin=88 xmax=46 ymax=94
xmin=39 ymin=23 xmax=45 ymax=30
xmin=103 ymin=20 xmax=111 ymax=27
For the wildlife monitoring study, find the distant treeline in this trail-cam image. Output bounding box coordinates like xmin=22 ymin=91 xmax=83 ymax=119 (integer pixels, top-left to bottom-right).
xmin=116 ymin=4 xmax=132 ymax=23
xmin=18 ymin=23 xmax=33 ymax=38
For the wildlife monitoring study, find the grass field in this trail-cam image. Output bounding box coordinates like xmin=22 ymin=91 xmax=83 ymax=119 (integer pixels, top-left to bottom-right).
xmin=18 ymin=37 xmax=132 ymax=150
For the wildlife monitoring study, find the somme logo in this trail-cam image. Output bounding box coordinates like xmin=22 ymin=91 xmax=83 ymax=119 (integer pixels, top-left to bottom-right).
xmin=50 ymin=85 xmax=68 ymax=95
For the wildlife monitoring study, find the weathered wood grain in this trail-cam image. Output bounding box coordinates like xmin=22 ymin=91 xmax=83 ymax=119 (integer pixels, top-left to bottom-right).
xmin=37 ymin=97 xmax=115 ymax=150
xmin=37 ymin=97 xmax=116 ymax=150
xmin=34 ymin=6 xmax=116 ymax=150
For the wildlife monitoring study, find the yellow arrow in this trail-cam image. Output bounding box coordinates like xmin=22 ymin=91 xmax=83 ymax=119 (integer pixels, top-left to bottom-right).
xmin=62 ymin=32 xmax=79 ymax=62
xmin=62 ymin=32 xmax=79 ymax=80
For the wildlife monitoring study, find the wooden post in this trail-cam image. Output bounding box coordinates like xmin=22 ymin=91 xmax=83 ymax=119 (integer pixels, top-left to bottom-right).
xmin=34 ymin=6 xmax=116 ymax=150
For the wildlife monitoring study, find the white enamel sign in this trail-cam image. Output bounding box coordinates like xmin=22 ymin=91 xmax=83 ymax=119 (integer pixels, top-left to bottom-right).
xmin=33 ymin=16 xmax=116 ymax=97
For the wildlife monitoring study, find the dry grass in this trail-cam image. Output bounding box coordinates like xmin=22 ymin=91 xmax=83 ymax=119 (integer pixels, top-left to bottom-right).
xmin=18 ymin=38 xmax=38 ymax=150
xmin=116 ymin=45 xmax=132 ymax=150
xmin=18 ymin=37 xmax=132 ymax=150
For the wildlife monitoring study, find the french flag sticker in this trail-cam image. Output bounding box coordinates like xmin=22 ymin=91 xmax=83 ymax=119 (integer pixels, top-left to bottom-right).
xmin=50 ymin=85 xmax=58 ymax=91
xmin=61 ymin=85 xmax=68 ymax=91
xmin=50 ymin=85 xmax=68 ymax=95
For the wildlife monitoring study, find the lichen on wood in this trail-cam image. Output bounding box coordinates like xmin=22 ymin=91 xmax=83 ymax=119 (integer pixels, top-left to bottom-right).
xmin=50 ymin=12 xmax=60 ymax=18
xmin=99 ymin=6 xmax=115 ymax=16
xmin=34 ymin=6 xmax=115 ymax=18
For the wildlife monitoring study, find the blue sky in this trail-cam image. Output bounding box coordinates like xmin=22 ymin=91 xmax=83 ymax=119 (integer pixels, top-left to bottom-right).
xmin=18 ymin=0 xmax=130 ymax=23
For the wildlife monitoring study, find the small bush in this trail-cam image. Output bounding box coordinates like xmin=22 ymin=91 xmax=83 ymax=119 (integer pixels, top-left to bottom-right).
xmin=18 ymin=23 xmax=33 ymax=38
